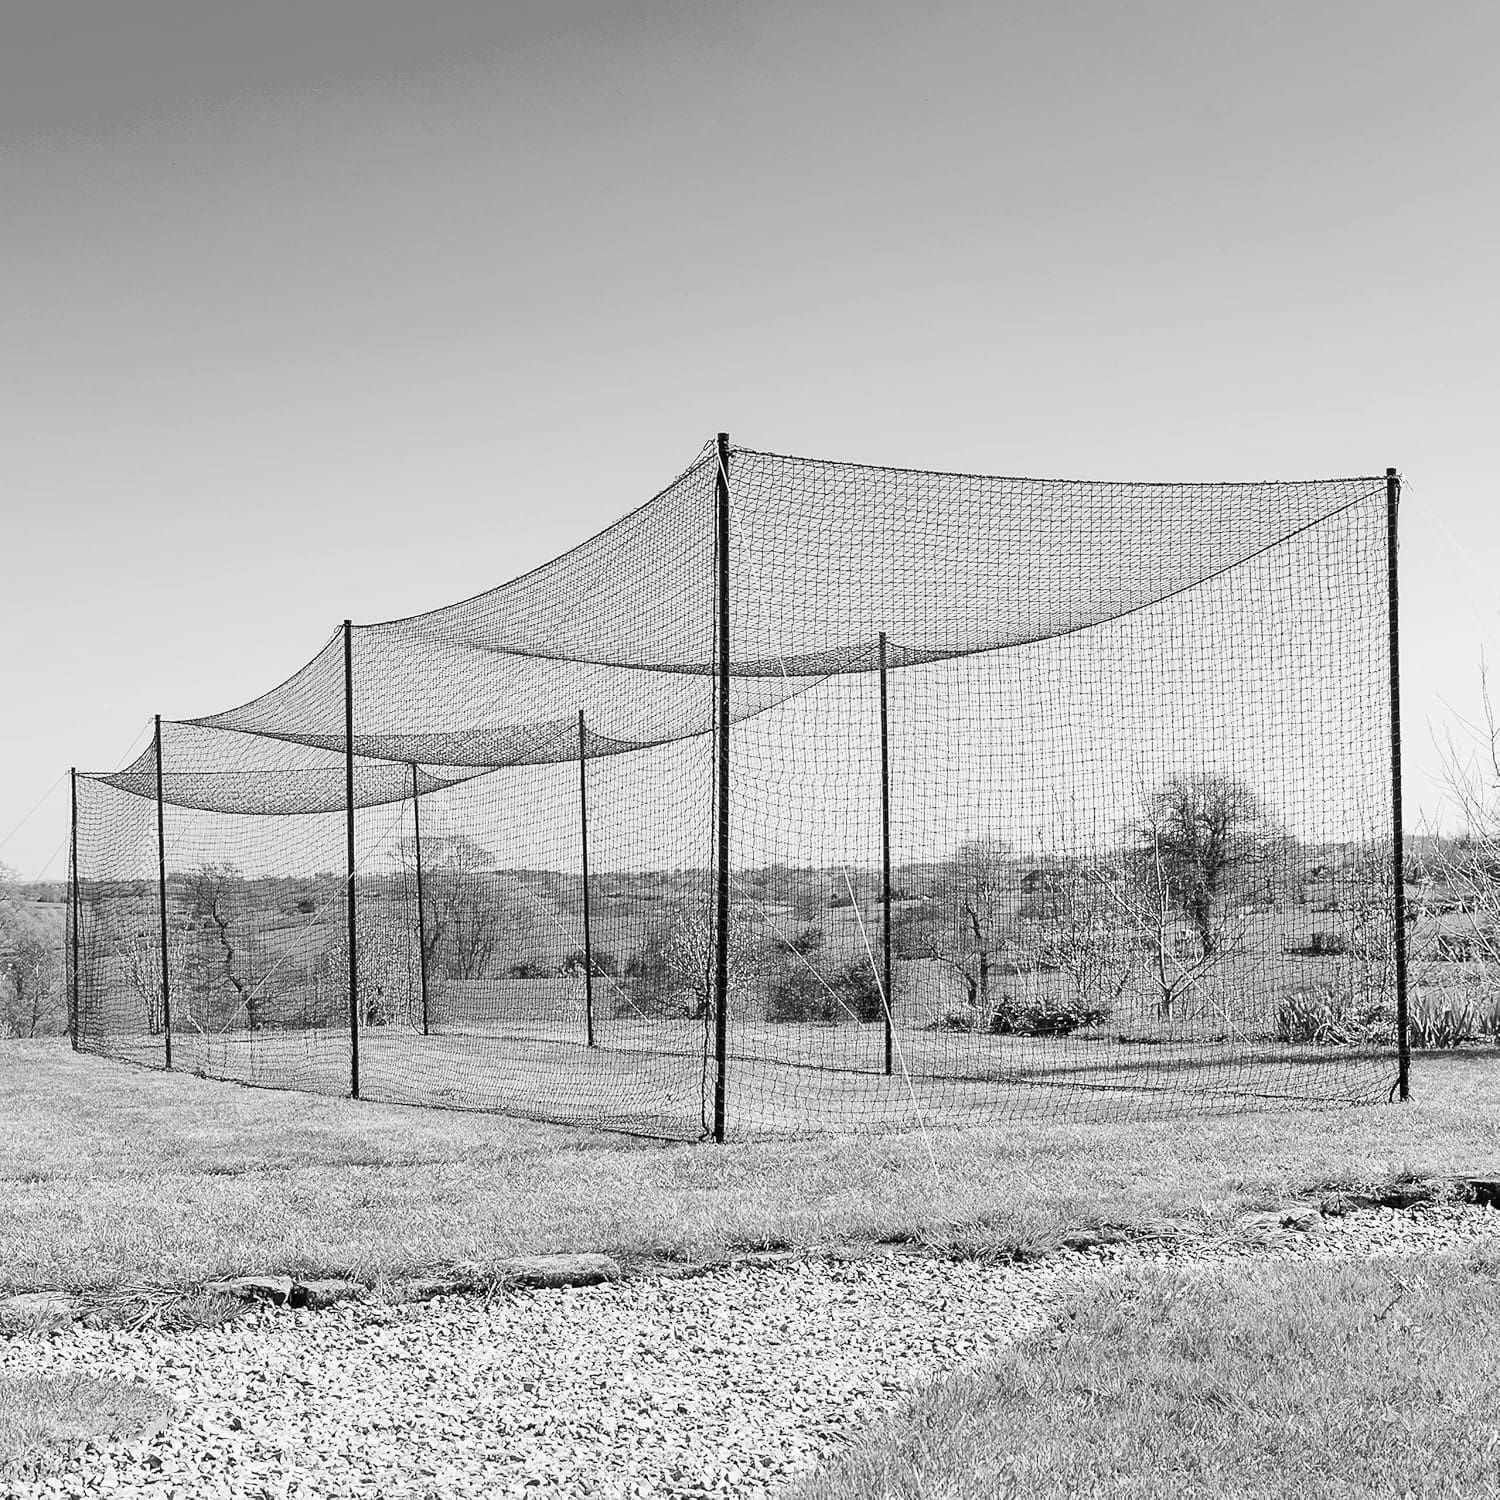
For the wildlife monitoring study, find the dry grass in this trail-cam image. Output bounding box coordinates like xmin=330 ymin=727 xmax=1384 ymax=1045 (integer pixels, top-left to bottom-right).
xmin=0 ymin=1372 xmax=174 ymax=1483
xmin=1 ymin=1039 xmax=1495 ymax=1312
xmin=794 ymin=1247 xmax=1500 ymax=1499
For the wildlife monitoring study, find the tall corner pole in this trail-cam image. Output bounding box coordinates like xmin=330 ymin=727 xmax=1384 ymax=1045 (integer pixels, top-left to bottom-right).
xmin=344 ymin=620 xmax=360 ymax=1099
xmin=410 ymin=763 xmax=429 ymax=1038
xmin=153 ymin=715 xmax=173 ymax=1069
xmin=878 ymin=633 xmax=894 ymax=1077
xmin=1386 ymin=468 xmax=1410 ymax=1101
xmin=68 ymin=767 xmax=79 ymax=1051
xmin=712 ymin=431 xmax=732 ymax=1143
xmin=577 ymin=711 xmax=596 ymax=1049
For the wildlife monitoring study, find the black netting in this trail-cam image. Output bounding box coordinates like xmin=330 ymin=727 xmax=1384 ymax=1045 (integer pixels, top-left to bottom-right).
xmin=69 ymin=440 xmax=1401 ymax=1140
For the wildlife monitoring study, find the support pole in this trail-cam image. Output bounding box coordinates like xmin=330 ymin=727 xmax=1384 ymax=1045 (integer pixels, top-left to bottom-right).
xmin=878 ymin=633 xmax=894 ymax=1076
xmin=344 ymin=620 xmax=360 ymax=1099
xmin=68 ymin=768 xmax=79 ymax=1051
xmin=154 ymin=715 xmax=173 ymax=1069
xmin=712 ymin=432 xmax=731 ymax=1142
xmin=1386 ymin=468 xmax=1410 ymax=1101
xmin=410 ymin=763 xmax=429 ymax=1038
xmin=577 ymin=712 xmax=597 ymax=1049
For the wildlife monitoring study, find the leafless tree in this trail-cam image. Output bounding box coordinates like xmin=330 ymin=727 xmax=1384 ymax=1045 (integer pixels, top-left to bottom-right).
xmin=415 ymin=835 xmax=531 ymax=982
xmin=1135 ymin=773 xmax=1290 ymax=960
xmin=0 ymin=871 xmax=62 ymax=1038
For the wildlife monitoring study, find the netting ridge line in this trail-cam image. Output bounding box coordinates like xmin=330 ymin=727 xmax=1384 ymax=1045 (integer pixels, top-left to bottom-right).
xmin=736 ymin=445 xmax=1393 ymax=491
xmin=177 ymin=626 xmax=344 ymax=734
xmin=362 ymin=440 xmax=719 ymax=631
xmin=978 ymin=489 xmax=1389 ymax=662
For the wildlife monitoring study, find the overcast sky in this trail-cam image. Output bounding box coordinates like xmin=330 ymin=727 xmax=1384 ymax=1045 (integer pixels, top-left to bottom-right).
xmin=3 ymin=0 xmax=1497 ymax=878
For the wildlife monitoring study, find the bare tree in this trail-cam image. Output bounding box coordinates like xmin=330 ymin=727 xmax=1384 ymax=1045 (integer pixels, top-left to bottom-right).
xmin=622 ymin=898 xmax=766 ymax=1020
xmin=0 ymin=864 xmax=62 ymax=1037
xmin=182 ymin=864 xmax=266 ymax=1031
xmin=1094 ymin=774 xmax=1288 ymax=1021
xmin=417 ymin=836 xmax=531 ymax=982
xmin=319 ymin=904 xmax=421 ymax=1027
xmin=111 ymin=916 xmax=193 ymax=1036
xmin=1102 ymin=839 xmax=1244 ymax=1021
xmin=1135 ymin=774 xmax=1289 ymax=959
xmin=1024 ymin=865 xmax=1138 ymax=1018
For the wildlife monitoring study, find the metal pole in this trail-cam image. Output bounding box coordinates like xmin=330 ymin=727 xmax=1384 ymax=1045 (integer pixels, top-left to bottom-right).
xmin=410 ymin=763 xmax=429 ymax=1038
xmin=578 ymin=711 xmax=597 ymax=1049
xmin=68 ymin=767 xmax=79 ymax=1051
xmin=712 ymin=431 xmax=731 ymax=1142
xmin=154 ymin=715 xmax=173 ymax=1069
xmin=344 ymin=620 xmax=360 ymax=1099
xmin=1386 ymin=468 xmax=1410 ymax=1101
xmin=878 ymin=633 xmax=894 ymax=1076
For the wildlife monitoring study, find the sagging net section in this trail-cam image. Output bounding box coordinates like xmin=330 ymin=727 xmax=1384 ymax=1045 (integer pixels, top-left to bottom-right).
xmin=70 ymin=441 xmax=1399 ymax=1139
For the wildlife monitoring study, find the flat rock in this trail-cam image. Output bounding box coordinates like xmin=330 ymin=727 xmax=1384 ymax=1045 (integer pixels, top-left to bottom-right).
xmin=399 ymin=1277 xmax=475 ymax=1303
xmin=206 ymin=1275 xmax=296 ymax=1305
xmin=296 ymin=1278 xmax=367 ymax=1309
xmin=1280 ymin=1207 xmax=1324 ymax=1233
xmin=495 ymin=1254 xmax=621 ymax=1289
xmin=0 ymin=1291 xmax=80 ymax=1322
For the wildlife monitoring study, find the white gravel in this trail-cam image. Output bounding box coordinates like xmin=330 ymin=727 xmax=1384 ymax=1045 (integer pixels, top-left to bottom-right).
xmin=3 ymin=1202 xmax=1497 ymax=1500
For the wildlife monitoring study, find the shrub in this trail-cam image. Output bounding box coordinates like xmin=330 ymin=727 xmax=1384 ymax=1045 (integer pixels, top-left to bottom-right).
xmin=767 ymin=954 xmax=886 ymax=1024
xmin=560 ymin=947 xmax=619 ymax=978
xmin=990 ymin=994 xmax=1109 ymax=1036
xmin=1279 ymin=984 xmax=1500 ymax=1049
xmin=927 ymin=992 xmax=1107 ymax=1036
xmin=1276 ymin=984 xmax=1393 ymax=1046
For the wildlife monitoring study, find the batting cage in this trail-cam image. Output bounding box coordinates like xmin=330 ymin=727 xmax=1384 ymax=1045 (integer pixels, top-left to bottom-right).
xmin=67 ymin=438 xmax=1408 ymax=1140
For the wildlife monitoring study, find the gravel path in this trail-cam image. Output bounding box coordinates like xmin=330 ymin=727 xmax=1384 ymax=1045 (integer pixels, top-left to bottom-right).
xmin=3 ymin=1202 xmax=1497 ymax=1500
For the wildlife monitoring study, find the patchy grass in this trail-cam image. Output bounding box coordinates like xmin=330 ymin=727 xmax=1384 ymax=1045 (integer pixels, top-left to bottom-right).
xmin=0 ymin=1372 xmax=174 ymax=1483
xmin=794 ymin=1247 xmax=1500 ymax=1499
xmin=0 ymin=1040 xmax=1495 ymax=1315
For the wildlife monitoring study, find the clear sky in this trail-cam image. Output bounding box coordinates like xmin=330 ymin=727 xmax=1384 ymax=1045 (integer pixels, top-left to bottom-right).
xmin=3 ymin=0 xmax=1497 ymax=879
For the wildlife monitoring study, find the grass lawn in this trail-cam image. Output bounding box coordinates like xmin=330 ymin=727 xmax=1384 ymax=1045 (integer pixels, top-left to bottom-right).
xmin=0 ymin=1038 xmax=1495 ymax=1307
xmin=793 ymin=1247 xmax=1500 ymax=1499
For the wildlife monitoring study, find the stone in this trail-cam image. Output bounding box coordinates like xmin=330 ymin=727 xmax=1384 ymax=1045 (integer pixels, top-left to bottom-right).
xmin=399 ymin=1277 xmax=474 ymax=1303
xmin=205 ymin=1275 xmax=296 ymax=1305
xmin=1280 ymin=1207 xmax=1323 ymax=1233
xmin=495 ymin=1254 xmax=622 ymax=1289
xmin=0 ymin=1291 xmax=80 ymax=1323
xmin=294 ymin=1278 xmax=367 ymax=1309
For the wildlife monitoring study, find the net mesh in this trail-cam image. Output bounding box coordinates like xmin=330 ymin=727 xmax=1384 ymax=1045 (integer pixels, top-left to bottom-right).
xmin=71 ymin=440 xmax=1400 ymax=1140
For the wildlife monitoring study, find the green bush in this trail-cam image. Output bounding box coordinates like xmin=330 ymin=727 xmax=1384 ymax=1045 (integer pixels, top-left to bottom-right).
xmin=1275 ymin=984 xmax=1392 ymax=1046
xmin=560 ymin=947 xmax=619 ymax=978
xmin=767 ymin=954 xmax=886 ymax=1024
xmin=990 ymin=994 xmax=1109 ymax=1036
